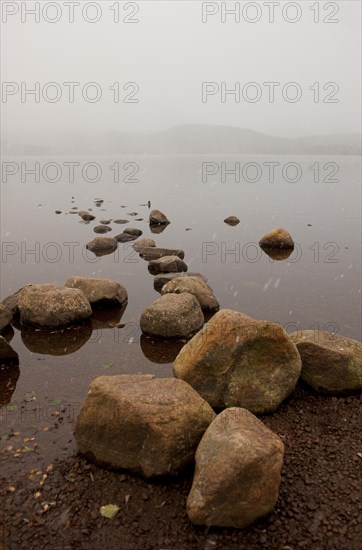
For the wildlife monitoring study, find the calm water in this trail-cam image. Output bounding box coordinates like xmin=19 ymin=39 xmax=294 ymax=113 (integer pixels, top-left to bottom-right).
xmin=1 ymin=154 xmax=361 ymax=463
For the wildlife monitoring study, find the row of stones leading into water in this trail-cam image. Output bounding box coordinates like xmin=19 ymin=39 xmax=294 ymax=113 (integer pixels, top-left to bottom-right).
xmin=1 ymin=207 xmax=361 ymax=529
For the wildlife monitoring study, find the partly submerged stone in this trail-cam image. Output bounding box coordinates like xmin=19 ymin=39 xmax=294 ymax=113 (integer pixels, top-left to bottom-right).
xmin=140 ymin=294 xmax=204 ymax=338
xmin=148 ymin=256 xmax=187 ymax=275
xmin=18 ymin=284 xmax=92 ymax=329
xmin=153 ymin=272 xmax=207 ymax=293
xmin=224 ymin=216 xmax=240 ymax=226
xmin=86 ymin=237 xmax=118 ymax=256
xmin=259 ymin=228 xmax=294 ymax=249
xmin=78 ymin=211 xmax=96 ymax=222
xmin=65 ymin=277 xmax=128 ymax=306
xmin=161 ymin=276 xmax=219 ymax=311
xmin=149 ymin=209 xmax=170 ymax=226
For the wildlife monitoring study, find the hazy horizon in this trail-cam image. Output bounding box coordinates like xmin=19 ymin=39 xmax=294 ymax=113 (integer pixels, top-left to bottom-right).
xmin=1 ymin=0 xmax=361 ymax=144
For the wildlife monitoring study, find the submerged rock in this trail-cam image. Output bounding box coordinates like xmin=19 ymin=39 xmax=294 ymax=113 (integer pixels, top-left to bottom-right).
xmin=148 ymin=256 xmax=188 ymax=275
xmin=86 ymin=237 xmax=118 ymax=256
xmin=149 ymin=209 xmax=170 ymax=226
xmin=173 ymin=309 xmax=301 ymax=413
xmin=187 ymin=408 xmax=284 ymax=528
xmin=290 ymin=330 xmax=362 ymax=394
xmin=259 ymin=228 xmax=294 ymax=249
xmin=140 ymin=294 xmax=204 ymax=338
xmin=18 ymin=284 xmax=92 ymax=329
xmin=224 ymin=216 xmax=240 ymax=226
xmin=78 ymin=211 xmax=96 ymax=222
xmin=161 ymin=276 xmax=219 ymax=311
xmin=113 ymin=219 xmax=129 ymax=225
xmin=74 ymin=375 xmax=215 ymax=477
xmin=65 ymin=277 xmax=128 ymax=306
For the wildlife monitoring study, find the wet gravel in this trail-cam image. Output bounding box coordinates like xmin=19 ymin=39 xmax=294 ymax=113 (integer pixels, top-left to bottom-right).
xmin=0 ymin=383 xmax=361 ymax=550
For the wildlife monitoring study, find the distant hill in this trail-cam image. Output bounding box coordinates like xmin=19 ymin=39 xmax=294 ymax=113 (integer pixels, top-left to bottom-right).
xmin=3 ymin=125 xmax=361 ymax=155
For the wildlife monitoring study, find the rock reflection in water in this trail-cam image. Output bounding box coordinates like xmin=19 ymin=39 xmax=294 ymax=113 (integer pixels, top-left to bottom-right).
xmin=0 ymin=365 xmax=20 ymax=407
xmin=260 ymin=246 xmax=294 ymax=261
xmin=90 ymin=303 xmax=127 ymax=331
xmin=21 ymin=322 xmax=92 ymax=356
xmin=140 ymin=335 xmax=185 ymax=364
xmin=149 ymin=224 xmax=169 ymax=235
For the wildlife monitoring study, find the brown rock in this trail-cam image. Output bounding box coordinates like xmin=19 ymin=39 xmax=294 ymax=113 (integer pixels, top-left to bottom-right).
xmin=123 ymin=228 xmax=143 ymax=237
xmin=86 ymin=237 xmax=118 ymax=256
xmin=133 ymin=239 xmax=157 ymax=253
xmin=187 ymin=408 xmax=284 ymax=528
xmin=149 ymin=209 xmax=170 ymax=226
xmin=148 ymin=256 xmax=187 ymax=275
xmin=140 ymin=247 xmax=185 ymax=261
xmin=259 ymin=228 xmax=294 ymax=249
xmin=93 ymin=225 xmax=112 ymax=234
xmin=153 ymin=273 xmax=207 ymax=292
xmin=74 ymin=375 xmax=216 ymax=477
xmin=224 ymin=216 xmax=240 ymax=226
xmin=78 ymin=211 xmax=96 ymax=222
xmin=290 ymin=330 xmax=362 ymax=394
xmin=161 ymin=276 xmax=219 ymax=311
xmin=173 ymin=309 xmax=301 ymax=413
xmin=18 ymin=284 xmax=92 ymax=329
xmin=140 ymin=294 xmax=204 ymax=338
xmin=65 ymin=277 xmax=127 ymax=306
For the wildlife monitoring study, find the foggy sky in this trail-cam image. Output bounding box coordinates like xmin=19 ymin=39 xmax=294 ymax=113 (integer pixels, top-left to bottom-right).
xmin=1 ymin=0 xmax=361 ymax=142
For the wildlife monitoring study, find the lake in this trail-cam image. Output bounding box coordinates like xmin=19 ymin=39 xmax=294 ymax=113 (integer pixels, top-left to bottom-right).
xmin=1 ymin=154 xmax=361 ymax=464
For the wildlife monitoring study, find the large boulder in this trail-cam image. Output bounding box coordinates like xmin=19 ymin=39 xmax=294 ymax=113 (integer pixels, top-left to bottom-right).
xmin=140 ymin=247 xmax=185 ymax=261
xmin=18 ymin=284 xmax=92 ymax=329
xmin=173 ymin=309 xmax=301 ymax=413
xmin=0 ymin=304 xmax=12 ymax=333
xmin=153 ymin=272 xmax=207 ymax=293
xmin=0 ymin=335 xmax=19 ymax=366
xmin=140 ymin=294 xmax=204 ymax=338
xmin=74 ymin=375 xmax=216 ymax=477
xmin=259 ymin=228 xmax=294 ymax=249
xmin=187 ymin=408 xmax=284 ymax=528
xmin=86 ymin=237 xmax=118 ymax=256
xmin=148 ymin=256 xmax=187 ymax=275
xmin=161 ymin=276 xmax=219 ymax=311
xmin=65 ymin=276 xmax=128 ymax=306
xmin=290 ymin=330 xmax=362 ymax=394
xmin=149 ymin=209 xmax=169 ymax=226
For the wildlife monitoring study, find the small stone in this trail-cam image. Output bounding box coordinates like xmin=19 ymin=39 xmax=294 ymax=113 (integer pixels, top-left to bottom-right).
xmin=149 ymin=209 xmax=170 ymax=226
xmin=259 ymin=228 xmax=294 ymax=249
xmin=224 ymin=216 xmax=240 ymax=226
